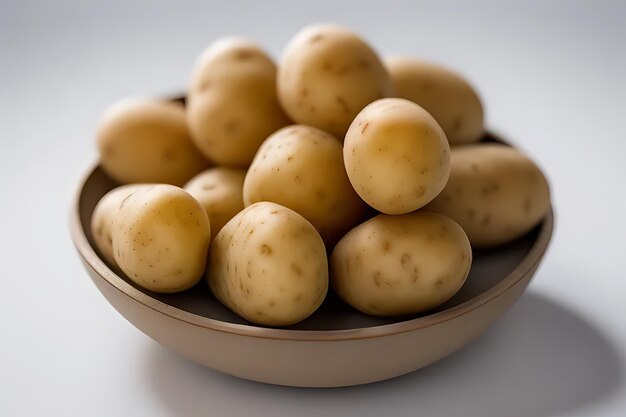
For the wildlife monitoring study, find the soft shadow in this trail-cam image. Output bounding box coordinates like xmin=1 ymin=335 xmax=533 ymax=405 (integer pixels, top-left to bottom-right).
xmin=144 ymin=292 xmax=622 ymax=417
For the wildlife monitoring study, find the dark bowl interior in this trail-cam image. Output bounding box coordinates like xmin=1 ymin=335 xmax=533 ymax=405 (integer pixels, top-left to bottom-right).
xmin=78 ymin=132 xmax=543 ymax=331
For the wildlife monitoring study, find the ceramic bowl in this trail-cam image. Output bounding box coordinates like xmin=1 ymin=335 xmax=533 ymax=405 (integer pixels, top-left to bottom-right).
xmin=70 ymin=132 xmax=553 ymax=388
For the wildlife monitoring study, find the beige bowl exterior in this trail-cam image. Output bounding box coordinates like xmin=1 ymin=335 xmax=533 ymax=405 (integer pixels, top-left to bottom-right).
xmin=70 ymin=140 xmax=552 ymax=388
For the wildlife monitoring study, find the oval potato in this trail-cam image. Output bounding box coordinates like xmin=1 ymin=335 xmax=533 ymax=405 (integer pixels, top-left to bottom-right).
xmin=90 ymin=184 xmax=145 ymax=267
xmin=187 ymin=38 xmax=290 ymax=167
xmin=243 ymin=125 xmax=367 ymax=247
xmin=278 ymin=24 xmax=392 ymax=138
xmin=331 ymin=212 xmax=472 ymax=316
xmin=344 ymin=98 xmax=451 ymax=214
xmin=207 ymin=202 xmax=328 ymax=326
xmin=425 ymin=143 xmax=551 ymax=247
xmin=113 ymin=185 xmax=211 ymax=293
xmin=386 ymin=58 xmax=484 ymax=145
xmin=97 ymin=98 xmax=209 ymax=185
xmin=184 ymin=167 xmax=246 ymax=240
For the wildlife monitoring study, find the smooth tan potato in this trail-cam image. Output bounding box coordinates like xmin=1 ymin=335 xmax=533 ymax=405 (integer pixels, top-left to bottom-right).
xmin=90 ymin=184 xmax=145 ymax=267
xmin=207 ymin=202 xmax=328 ymax=326
xmin=243 ymin=125 xmax=367 ymax=247
xmin=113 ymin=185 xmax=211 ymax=293
xmin=344 ymin=98 xmax=451 ymax=214
xmin=425 ymin=144 xmax=551 ymax=247
xmin=331 ymin=212 xmax=472 ymax=316
xmin=97 ymin=98 xmax=209 ymax=185
xmin=187 ymin=38 xmax=290 ymax=167
xmin=184 ymin=167 xmax=246 ymax=240
xmin=386 ymin=58 xmax=484 ymax=145
xmin=278 ymin=24 xmax=392 ymax=138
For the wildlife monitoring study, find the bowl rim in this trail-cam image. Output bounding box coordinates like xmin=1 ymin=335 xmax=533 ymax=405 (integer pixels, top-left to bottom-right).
xmin=70 ymin=147 xmax=553 ymax=342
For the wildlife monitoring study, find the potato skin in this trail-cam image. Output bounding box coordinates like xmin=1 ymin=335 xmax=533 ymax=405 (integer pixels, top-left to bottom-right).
xmin=386 ymin=58 xmax=484 ymax=145
xmin=113 ymin=185 xmax=211 ymax=293
xmin=331 ymin=212 xmax=472 ymax=316
xmin=187 ymin=38 xmax=290 ymax=167
xmin=344 ymin=98 xmax=451 ymax=214
xmin=184 ymin=167 xmax=246 ymax=240
xmin=243 ymin=125 xmax=367 ymax=247
xmin=207 ymin=202 xmax=328 ymax=326
xmin=97 ymin=98 xmax=209 ymax=185
xmin=425 ymin=144 xmax=551 ymax=247
xmin=90 ymin=184 xmax=144 ymax=267
xmin=278 ymin=24 xmax=392 ymax=138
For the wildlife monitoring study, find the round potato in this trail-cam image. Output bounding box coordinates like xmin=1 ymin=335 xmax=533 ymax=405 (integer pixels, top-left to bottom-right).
xmin=243 ymin=125 xmax=367 ymax=247
xmin=113 ymin=185 xmax=211 ymax=293
xmin=90 ymin=184 xmax=145 ymax=267
xmin=425 ymin=143 xmax=550 ymax=247
xmin=97 ymin=98 xmax=209 ymax=185
xmin=386 ymin=58 xmax=484 ymax=144
xmin=344 ymin=98 xmax=451 ymax=214
xmin=278 ymin=24 xmax=392 ymax=138
xmin=187 ymin=38 xmax=290 ymax=167
xmin=331 ymin=212 xmax=472 ymax=316
xmin=184 ymin=167 xmax=246 ymax=240
xmin=207 ymin=202 xmax=328 ymax=327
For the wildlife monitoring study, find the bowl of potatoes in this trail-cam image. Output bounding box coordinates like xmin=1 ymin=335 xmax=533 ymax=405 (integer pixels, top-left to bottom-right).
xmin=70 ymin=24 xmax=553 ymax=388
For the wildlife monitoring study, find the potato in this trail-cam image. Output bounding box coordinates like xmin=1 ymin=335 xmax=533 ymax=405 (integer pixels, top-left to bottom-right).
xmin=331 ymin=212 xmax=472 ymax=316
xmin=207 ymin=202 xmax=328 ymax=326
xmin=97 ymin=98 xmax=209 ymax=185
xmin=90 ymin=184 xmax=144 ymax=267
xmin=243 ymin=125 xmax=367 ymax=247
xmin=386 ymin=57 xmax=484 ymax=145
xmin=113 ymin=185 xmax=211 ymax=293
xmin=425 ymin=144 xmax=550 ymax=247
xmin=278 ymin=24 xmax=392 ymax=138
xmin=184 ymin=167 xmax=246 ymax=240
xmin=187 ymin=38 xmax=290 ymax=167
xmin=344 ymin=98 xmax=451 ymax=214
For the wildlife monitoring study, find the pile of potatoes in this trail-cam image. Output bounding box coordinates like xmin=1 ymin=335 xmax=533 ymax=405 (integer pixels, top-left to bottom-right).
xmin=91 ymin=24 xmax=550 ymax=327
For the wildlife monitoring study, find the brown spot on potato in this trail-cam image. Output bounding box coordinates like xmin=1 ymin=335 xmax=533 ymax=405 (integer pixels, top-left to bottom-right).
xmin=260 ymin=244 xmax=273 ymax=255
xmin=470 ymin=163 xmax=479 ymax=173
xmin=382 ymin=241 xmax=391 ymax=252
xmin=482 ymin=215 xmax=491 ymax=226
xmin=202 ymin=183 xmax=216 ymax=191
xmin=224 ymin=120 xmax=240 ymax=133
xmin=373 ymin=272 xmax=382 ymax=287
xmin=322 ymin=61 xmax=333 ymax=71
xmin=415 ymin=186 xmax=426 ymax=197
xmin=358 ymin=59 xmax=370 ymax=69
xmin=401 ymin=253 xmax=411 ymax=268
xmin=234 ymin=49 xmax=253 ymax=60
xmin=290 ymin=263 xmax=303 ymax=276
xmin=301 ymin=88 xmax=309 ymax=97
xmin=524 ymin=198 xmax=532 ymax=213
xmin=310 ymin=34 xmax=323 ymax=43
xmin=269 ymin=300 xmax=275 ymax=307
xmin=452 ymin=117 xmax=463 ymax=131
xmin=360 ymin=121 xmax=370 ymax=134
xmin=336 ymin=96 xmax=350 ymax=113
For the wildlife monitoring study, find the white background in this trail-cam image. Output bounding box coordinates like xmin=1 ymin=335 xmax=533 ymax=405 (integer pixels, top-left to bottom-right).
xmin=1 ymin=1 xmax=625 ymax=416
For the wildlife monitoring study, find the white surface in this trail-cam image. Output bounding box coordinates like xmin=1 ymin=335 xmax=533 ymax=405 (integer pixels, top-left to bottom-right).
xmin=1 ymin=1 xmax=625 ymax=416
